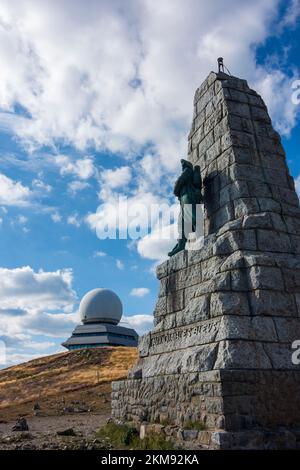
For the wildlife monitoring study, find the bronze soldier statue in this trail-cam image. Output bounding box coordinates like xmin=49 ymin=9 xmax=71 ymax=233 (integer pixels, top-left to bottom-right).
xmin=168 ymin=159 xmax=203 ymax=257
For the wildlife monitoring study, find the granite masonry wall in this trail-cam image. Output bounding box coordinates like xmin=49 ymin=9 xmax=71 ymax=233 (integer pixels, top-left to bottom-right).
xmin=111 ymin=72 xmax=300 ymax=448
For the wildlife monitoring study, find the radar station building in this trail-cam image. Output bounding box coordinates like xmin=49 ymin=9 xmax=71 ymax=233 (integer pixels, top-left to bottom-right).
xmin=62 ymin=288 xmax=138 ymax=350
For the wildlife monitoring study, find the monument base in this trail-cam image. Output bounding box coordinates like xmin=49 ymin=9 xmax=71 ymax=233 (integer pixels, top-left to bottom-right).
xmin=112 ymin=369 xmax=300 ymax=432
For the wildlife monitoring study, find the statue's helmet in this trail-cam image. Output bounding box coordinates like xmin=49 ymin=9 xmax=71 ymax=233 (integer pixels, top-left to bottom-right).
xmin=180 ymin=159 xmax=193 ymax=169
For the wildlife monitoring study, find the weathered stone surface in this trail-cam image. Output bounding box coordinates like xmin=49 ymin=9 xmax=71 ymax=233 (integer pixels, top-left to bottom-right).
xmin=176 ymin=294 xmax=209 ymax=326
xmin=273 ymin=317 xmax=300 ymax=342
xmin=139 ymin=333 xmax=151 ymax=357
xmin=257 ymin=229 xmax=291 ymax=252
xmin=250 ymin=290 xmax=297 ymax=317
xmin=216 ymin=316 xmax=278 ymax=342
xmin=214 ymin=340 xmax=272 ymax=369
xmin=140 ymin=343 xmax=219 ymax=377
xmin=210 ymin=291 xmax=250 ymax=316
xmin=213 ymin=230 xmax=257 ymax=255
xmin=249 ymin=266 xmax=284 ymax=290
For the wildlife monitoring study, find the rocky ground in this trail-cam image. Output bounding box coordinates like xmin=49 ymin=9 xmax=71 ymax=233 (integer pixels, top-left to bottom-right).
xmin=0 ymin=347 xmax=138 ymax=450
xmin=0 ymin=412 xmax=112 ymax=450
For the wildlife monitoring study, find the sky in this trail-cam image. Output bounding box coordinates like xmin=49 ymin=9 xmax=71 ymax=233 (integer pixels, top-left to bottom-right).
xmin=0 ymin=0 xmax=300 ymax=366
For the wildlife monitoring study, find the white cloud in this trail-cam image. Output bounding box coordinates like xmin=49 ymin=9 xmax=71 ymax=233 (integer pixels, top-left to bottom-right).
xmin=0 ymin=0 xmax=296 ymax=163
xmin=67 ymin=212 xmax=81 ymax=227
xmin=93 ymin=250 xmax=106 ymax=258
xmin=0 ymin=173 xmax=32 ymax=206
xmin=51 ymin=211 xmax=62 ymax=223
xmin=130 ymin=287 xmax=150 ymax=297
xmin=279 ymin=0 xmax=300 ymax=29
xmin=101 ymin=166 xmax=131 ymax=189
xmin=0 ymin=265 xmax=76 ymax=311
xmin=116 ymin=259 xmax=124 ymax=270
xmin=123 ymin=314 xmax=153 ymax=335
xmin=68 ymin=180 xmax=90 ymax=194
xmin=137 ymin=221 xmax=178 ymax=262
xmin=0 ymin=265 xmax=78 ymax=365
xmin=16 ymin=214 xmax=28 ymax=225
xmin=55 ymin=155 xmax=95 ymax=180
xmin=31 ymin=178 xmax=52 ymax=193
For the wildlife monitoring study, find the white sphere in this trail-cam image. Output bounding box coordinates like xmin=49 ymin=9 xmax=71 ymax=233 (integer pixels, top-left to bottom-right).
xmin=79 ymin=288 xmax=122 ymax=325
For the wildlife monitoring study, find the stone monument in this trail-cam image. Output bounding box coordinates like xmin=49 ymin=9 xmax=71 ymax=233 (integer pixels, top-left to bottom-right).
xmin=112 ymin=71 xmax=300 ymax=449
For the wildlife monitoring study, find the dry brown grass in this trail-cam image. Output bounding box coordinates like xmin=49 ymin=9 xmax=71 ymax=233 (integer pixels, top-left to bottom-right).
xmin=0 ymin=347 xmax=137 ymax=421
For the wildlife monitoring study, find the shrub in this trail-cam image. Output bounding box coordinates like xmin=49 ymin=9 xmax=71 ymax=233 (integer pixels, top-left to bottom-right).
xmin=96 ymin=422 xmax=177 ymax=450
xmin=183 ymin=420 xmax=206 ymax=431
xmin=96 ymin=422 xmax=138 ymax=448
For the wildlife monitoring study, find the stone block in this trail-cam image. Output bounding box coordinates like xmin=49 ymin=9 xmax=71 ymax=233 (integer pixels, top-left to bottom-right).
xmin=247 ymin=181 xmax=272 ymax=198
xmin=211 ymin=431 xmax=233 ymax=449
xmin=234 ymin=197 xmax=259 ymax=218
xmin=217 ymin=218 xmax=242 ymax=236
xmin=242 ymin=213 xmax=272 ymax=229
xmin=250 ymin=290 xmax=297 ymax=317
xmin=198 ymin=431 xmax=211 ymax=445
xmin=249 ymin=266 xmax=284 ymax=290
xmin=214 ymin=203 xmax=233 ymax=229
xmin=177 ymin=294 xmax=209 ymax=326
xmin=257 ymin=229 xmax=291 ymax=252
xmin=282 ymin=268 xmax=300 ymax=292
xmin=167 ymin=290 xmax=184 ymax=313
xmin=273 ymin=318 xmax=300 ymax=343
xmin=257 ymin=197 xmax=281 ymax=213
xmin=206 ymin=138 xmax=221 ymax=164
xmin=191 ymin=125 xmax=205 ymax=150
xmin=213 ymin=230 xmax=256 ymax=255
xmin=284 ymin=215 xmax=300 ymax=235
xmin=264 ymin=169 xmax=289 ymax=188
xmin=216 ymin=148 xmax=234 ymax=171
xmin=153 ymin=296 xmax=167 ymax=318
xmin=229 ymin=163 xmax=265 ymax=183
xmin=198 ymin=130 xmax=214 ymax=157
xmin=168 ymin=250 xmax=188 ymax=273
xmin=263 ymin=343 xmax=299 ymax=370
xmin=213 ymin=116 xmax=230 ymax=140
xmin=140 ymin=423 xmax=165 ymax=440
xmin=139 ymin=333 xmax=151 ymax=357
xmin=259 ymin=151 xmax=286 ymax=170
xmin=225 ymin=100 xmax=251 ymax=118
xmin=219 ymin=251 xmax=245 ymax=271
xmin=201 ymin=256 xmax=223 ymax=282
xmin=214 ymin=340 xmax=272 ymax=369
xmin=277 ymin=186 xmax=300 ymax=206
xmin=251 ymin=105 xmax=272 ymax=122
xmin=230 ymin=268 xmax=249 ymax=291
xmin=210 ymin=291 xmax=250 ymax=317
xmin=156 ymin=260 xmax=168 ymax=280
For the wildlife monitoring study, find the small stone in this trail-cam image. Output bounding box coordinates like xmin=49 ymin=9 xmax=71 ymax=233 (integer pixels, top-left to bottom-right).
xmin=12 ymin=418 xmax=29 ymax=432
xmin=182 ymin=430 xmax=199 ymax=441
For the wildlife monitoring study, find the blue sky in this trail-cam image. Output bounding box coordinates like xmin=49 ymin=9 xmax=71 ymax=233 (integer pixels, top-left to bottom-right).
xmin=0 ymin=0 xmax=299 ymax=366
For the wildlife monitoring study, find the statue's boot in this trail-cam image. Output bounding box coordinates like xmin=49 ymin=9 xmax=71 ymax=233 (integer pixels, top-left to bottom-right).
xmin=168 ymin=238 xmax=186 ymax=257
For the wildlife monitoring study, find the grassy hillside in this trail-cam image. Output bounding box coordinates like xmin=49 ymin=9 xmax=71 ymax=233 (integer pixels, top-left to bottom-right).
xmin=0 ymin=347 xmax=137 ymax=422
